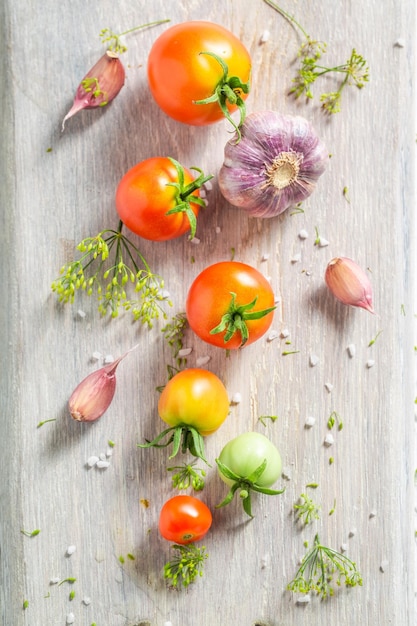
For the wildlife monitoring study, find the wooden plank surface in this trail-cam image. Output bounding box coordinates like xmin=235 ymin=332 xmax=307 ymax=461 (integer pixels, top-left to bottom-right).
xmin=1 ymin=0 xmax=416 ymax=625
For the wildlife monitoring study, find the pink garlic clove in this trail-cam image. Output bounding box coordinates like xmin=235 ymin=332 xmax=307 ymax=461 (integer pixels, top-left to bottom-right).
xmin=62 ymin=51 xmax=125 ymax=131
xmin=69 ymin=345 xmax=137 ymax=422
xmin=325 ymin=257 xmax=375 ymax=313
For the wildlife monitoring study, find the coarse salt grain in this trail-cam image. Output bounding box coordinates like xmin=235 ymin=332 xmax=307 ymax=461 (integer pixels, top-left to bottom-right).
xmin=305 ymin=416 xmax=316 ymax=427
xmin=163 ymin=622 xmax=173 ymax=626
xmin=87 ymin=456 xmax=99 ymax=468
xmin=349 ymin=528 xmax=357 ymax=538
xmin=103 ymin=354 xmax=114 ymax=364
xmin=259 ymin=29 xmax=270 ymax=43
xmin=280 ymin=328 xmax=290 ymax=338
xmin=366 ymin=359 xmax=375 ymax=368
xmin=66 ymin=545 xmax=76 ymax=556
xmin=96 ymin=460 xmax=110 ymax=469
xmin=91 ymin=351 xmax=102 ymax=361
xmin=99 ymin=452 xmax=107 ymax=461
xmin=298 ymin=229 xmax=309 ymax=240
xmin=196 ymin=355 xmax=211 ymax=367
xmin=324 ymin=382 xmax=333 ymax=393
xmin=215 ymin=226 xmax=221 ymax=234
xmin=369 ymin=510 xmax=377 ymax=518
xmin=318 ymin=237 xmax=329 ymax=247
xmin=380 ymin=560 xmax=389 ymax=572
xmin=106 ymin=447 xmax=113 ymax=458
xmin=324 ymin=434 xmax=334 ymax=447
xmin=291 ymin=253 xmax=301 ymax=263
xmin=77 ymin=309 xmax=86 ymax=319
xmin=267 ymin=330 xmax=279 ymax=342
xmin=204 ymin=179 xmax=213 ymax=191
xmin=190 ymin=237 xmax=200 ymax=244
xmin=394 ymin=38 xmax=405 ymax=47
xmin=161 ymin=290 xmax=171 ymax=300
xmin=340 ymin=543 xmax=348 ymax=553
xmin=231 ymin=392 xmax=242 ymax=404
xmin=66 ymin=614 xmax=75 ymax=625
xmin=50 ymin=577 xmax=60 ymax=585
xmin=261 ymin=253 xmax=270 ymax=262
xmin=82 ymin=597 xmax=91 ymax=605
xmin=260 ymin=554 xmax=270 ymax=568
xmin=178 ymin=347 xmax=193 ymax=357
xmin=281 ymin=467 xmax=292 ymax=480
xmin=347 ymin=343 xmax=356 ymax=358
xmin=309 ymin=354 xmax=319 ymax=367
xmin=297 ymin=594 xmax=311 ymax=604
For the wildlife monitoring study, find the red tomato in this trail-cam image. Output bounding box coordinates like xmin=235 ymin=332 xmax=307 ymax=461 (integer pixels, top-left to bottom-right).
xmin=115 ymin=157 xmax=206 ymax=241
xmin=186 ymin=261 xmax=276 ymax=349
xmin=147 ymin=21 xmax=251 ymax=126
xmin=158 ymin=368 xmax=230 ymax=437
xmin=159 ymin=495 xmax=212 ymax=544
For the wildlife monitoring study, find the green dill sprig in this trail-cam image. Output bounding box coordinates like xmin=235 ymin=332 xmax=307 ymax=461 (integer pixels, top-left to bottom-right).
xmin=51 ymin=221 xmax=172 ymax=327
xmin=263 ymin=0 xmax=369 ymax=113
xmin=287 ymin=534 xmax=363 ymax=598
xmin=99 ymin=20 xmax=170 ymax=55
xmin=258 ymin=415 xmax=279 ymax=427
xmin=167 ymin=461 xmax=206 ymax=491
xmin=161 ymin=312 xmax=188 ymax=368
xmin=327 ymin=411 xmax=343 ymax=431
xmin=294 ymin=493 xmax=320 ymax=525
xmin=164 ymin=544 xmax=208 ymax=587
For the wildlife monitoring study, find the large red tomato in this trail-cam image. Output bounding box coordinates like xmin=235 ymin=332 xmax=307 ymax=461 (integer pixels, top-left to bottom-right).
xmin=115 ymin=157 xmax=209 ymax=241
xmin=159 ymin=495 xmax=213 ymax=544
xmin=147 ymin=21 xmax=251 ymax=126
xmin=186 ymin=261 xmax=276 ymax=349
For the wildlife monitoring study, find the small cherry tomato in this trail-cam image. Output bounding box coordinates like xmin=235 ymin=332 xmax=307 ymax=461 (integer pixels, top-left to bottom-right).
xmin=186 ymin=261 xmax=276 ymax=349
xmin=159 ymin=495 xmax=213 ymax=544
xmin=115 ymin=157 xmax=212 ymax=241
xmin=147 ymin=21 xmax=251 ymax=127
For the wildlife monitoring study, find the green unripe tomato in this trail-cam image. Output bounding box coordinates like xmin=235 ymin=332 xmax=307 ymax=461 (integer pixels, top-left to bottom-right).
xmin=218 ymin=432 xmax=282 ymax=488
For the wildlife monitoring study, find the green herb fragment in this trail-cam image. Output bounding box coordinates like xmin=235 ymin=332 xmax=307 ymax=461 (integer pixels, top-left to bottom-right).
xmin=329 ymin=456 xmax=334 ymax=465
xmin=329 ymin=499 xmax=337 ymax=515
xmin=306 ymin=482 xmax=319 ymax=489
xmin=58 ymin=577 xmax=76 ymax=586
xmin=290 ymin=202 xmax=304 ymax=215
xmin=282 ymin=350 xmax=300 ymax=356
xmin=46 ymin=147 xmax=53 ymax=153
xmin=401 ymin=304 xmax=406 ymax=315
xmin=258 ymin=415 xmax=278 ymax=427
xmin=23 ymin=600 xmax=29 ymax=610
xmin=368 ymin=330 xmax=383 ymax=346
xmin=119 ymin=555 xmax=125 ymax=564
xmin=99 ymin=19 xmax=170 ymax=55
xmin=108 ymin=439 xmax=115 ymax=448
xmin=294 ymin=493 xmax=320 ymax=525
xmin=190 ymin=256 xmax=195 ymax=264
xmin=287 ymin=534 xmax=363 ymax=598
xmin=230 ymin=247 xmax=236 ymax=260
xmin=161 ymin=312 xmax=188 ymax=369
xmin=127 ymin=553 xmax=135 ymax=560
xmin=51 ymin=221 xmax=171 ymax=327
xmin=69 ymin=590 xmax=75 ymax=601
xmin=37 ymin=418 xmax=56 ymax=428
xmin=21 ymin=529 xmax=41 ymax=537
xmin=327 ymin=411 xmax=343 ymax=431
xmin=164 ymin=544 xmax=208 ymax=588
xmin=167 ymin=461 xmax=206 ymax=491
xmin=342 ymin=186 xmax=350 ymax=203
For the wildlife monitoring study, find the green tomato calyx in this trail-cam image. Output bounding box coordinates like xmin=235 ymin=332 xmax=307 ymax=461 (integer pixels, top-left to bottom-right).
xmin=215 ymin=457 xmax=285 ymax=518
xmin=193 ymin=51 xmax=250 ymax=142
xmin=210 ymin=292 xmax=276 ymax=347
xmin=165 ymin=157 xmax=213 ymax=240
xmin=138 ymin=424 xmax=210 ymax=465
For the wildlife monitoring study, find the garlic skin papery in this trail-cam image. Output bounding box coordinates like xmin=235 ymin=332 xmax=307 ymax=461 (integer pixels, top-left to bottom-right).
xmin=218 ymin=111 xmax=328 ymax=217
xmin=62 ymin=51 xmax=125 ymax=131
xmin=325 ymin=257 xmax=375 ymax=313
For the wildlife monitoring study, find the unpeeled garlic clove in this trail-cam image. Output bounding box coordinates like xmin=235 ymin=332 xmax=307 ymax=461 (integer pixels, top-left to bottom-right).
xmin=325 ymin=257 xmax=375 ymax=313
xmin=69 ymin=345 xmax=137 ymax=422
xmin=62 ymin=51 xmax=125 ymax=131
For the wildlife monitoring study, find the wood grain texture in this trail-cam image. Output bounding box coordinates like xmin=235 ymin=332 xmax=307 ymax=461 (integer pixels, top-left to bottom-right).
xmin=1 ymin=1 xmax=416 ymax=625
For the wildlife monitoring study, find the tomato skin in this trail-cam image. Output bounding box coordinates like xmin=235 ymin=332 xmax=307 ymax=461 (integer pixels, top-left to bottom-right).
xmin=147 ymin=21 xmax=251 ymax=126
xmin=186 ymin=261 xmax=275 ymax=349
xmin=218 ymin=432 xmax=282 ymax=488
xmin=115 ymin=157 xmax=200 ymax=241
xmin=158 ymin=368 xmax=230 ymax=436
xmin=159 ymin=495 xmax=213 ymax=544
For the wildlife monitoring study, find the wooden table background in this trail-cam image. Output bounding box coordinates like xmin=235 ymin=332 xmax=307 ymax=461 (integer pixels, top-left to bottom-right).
xmin=1 ymin=0 xmax=416 ymax=625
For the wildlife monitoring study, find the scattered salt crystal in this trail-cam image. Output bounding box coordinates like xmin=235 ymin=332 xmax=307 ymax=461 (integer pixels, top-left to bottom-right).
xmin=77 ymin=309 xmax=86 ymax=319
xmin=215 ymin=226 xmax=221 ymax=234
xmin=231 ymin=392 xmax=242 ymax=404
xmin=280 ymin=329 xmax=290 ymax=338
xmin=103 ymin=354 xmax=114 ymax=364
xmin=91 ymin=351 xmax=102 ymax=361
xmin=161 ymin=290 xmax=171 ymax=300
xmin=380 ymin=559 xmax=389 ymax=572
xmin=163 ymin=622 xmax=173 ymax=626
xmin=274 ymin=295 xmax=281 ymax=304
xmin=281 ymin=467 xmax=292 ymax=480
xmin=297 ymin=594 xmax=311 ymax=604
xmin=267 ymin=330 xmax=279 ymax=342
xmin=366 ymin=359 xmax=375 ymax=368
xmin=199 ymin=189 xmax=206 ymax=199
xmin=291 ymin=253 xmax=301 ymax=263
xmin=305 ymin=416 xmax=316 ymax=427
xmin=369 ymin=510 xmax=377 ymax=518
xmin=82 ymin=597 xmax=91 ymax=605
xmin=190 ymin=237 xmax=200 ymax=244
xmin=261 ymin=253 xmax=270 ymax=262
xmin=298 ymin=229 xmax=309 ymax=240
xmin=204 ymin=180 xmax=213 ymax=191
xmin=259 ymin=29 xmax=270 ymax=43
xmin=66 ymin=614 xmax=75 ymax=625
xmin=318 ymin=237 xmax=329 ymax=247
xmin=260 ymin=554 xmax=270 ymax=568
xmin=96 ymin=460 xmax=110 ymax=469
xmin=87 ymin=456 xmax=99 ymax=468
xmin=340 ymin=543 xmax=348 ymax=553
xmin=196 ymin=355 xmax=211 ymax=367
xmin=347 ymin=344 xmax=356 ymax=358
xmin=99 ymin=452 xmax=107 ymax=461
xmin=324 ymin=434 xmax=334 ymax=447
xmin=106 ymin=447 xmax=113 ymax=458
xmin=66 ymin=545 xmax=76 ymax=556
xmin=178 ymin=347 xmax=192 ymax=357
xmin=349 ymin=528 xmax=357 ymax=538
xmin=309 ymin=354 xmax=319 ymax=367
xmin=324 ymin=382 xmax=333 ymax=393
xmin=50 ymin=577 xmax=60 ymax=585
xmin=394 ymin=38 xmax=405 ymax=47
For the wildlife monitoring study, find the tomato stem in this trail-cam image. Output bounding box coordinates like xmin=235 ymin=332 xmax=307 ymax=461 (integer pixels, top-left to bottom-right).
xmin=193 ymin=51 xmax=250 ymax=142
xmin=210 ymin=292 xmax=276 ymax=347
xmin=138 ymin=425 xmax=210 ymax=465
